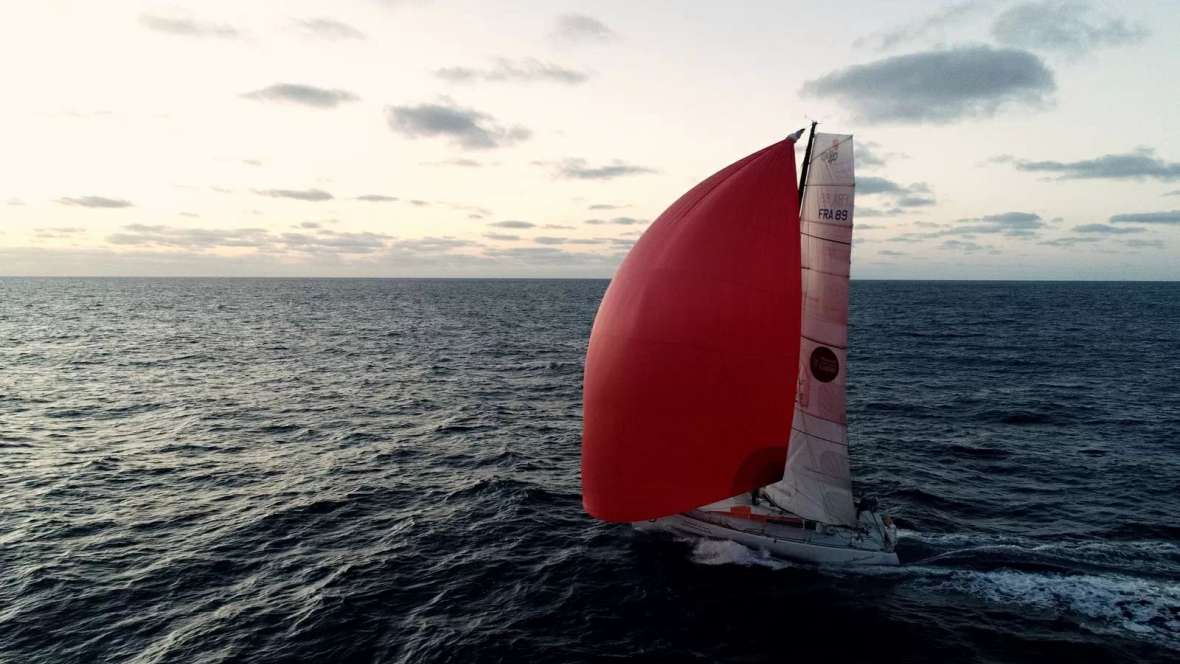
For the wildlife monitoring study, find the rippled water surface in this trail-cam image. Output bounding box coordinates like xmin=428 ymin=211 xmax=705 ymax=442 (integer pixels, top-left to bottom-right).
xmin=1 ymin=278 xmax=1178 ymax=663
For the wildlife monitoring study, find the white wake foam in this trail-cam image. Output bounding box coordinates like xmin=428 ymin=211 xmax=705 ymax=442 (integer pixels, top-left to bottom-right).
xmin=678 ymin=528 xmax=1179 ymax=648
xmin=909 ymin=569 xmax=1180 ymax=648
xmin=688 ymin=538 xmax=792 ymax=570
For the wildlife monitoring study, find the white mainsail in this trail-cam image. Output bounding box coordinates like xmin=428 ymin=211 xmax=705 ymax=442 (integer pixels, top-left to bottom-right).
xmin=766 ymin=132 xmax=857 ymax=527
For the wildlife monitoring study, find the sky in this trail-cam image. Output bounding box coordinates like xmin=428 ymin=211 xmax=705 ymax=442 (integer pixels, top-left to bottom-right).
xmin=2 ymin=0 xmax=1179 ymax=279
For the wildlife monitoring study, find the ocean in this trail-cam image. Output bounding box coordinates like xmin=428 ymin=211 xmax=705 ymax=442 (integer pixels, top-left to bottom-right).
xmin=1 ymin=278 xmax=1177 ymax=663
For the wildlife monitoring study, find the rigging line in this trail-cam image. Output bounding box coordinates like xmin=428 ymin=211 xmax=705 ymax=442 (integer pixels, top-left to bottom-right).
xmin=800 ymin=333 xmax=848 ymax=350
xmin=791 ymin=426 xmax=848 ymax=447
xmin=801 ymin=265 xmax=853 ymax=279
xmin=800 ymin=231 xmax=852 ymax=246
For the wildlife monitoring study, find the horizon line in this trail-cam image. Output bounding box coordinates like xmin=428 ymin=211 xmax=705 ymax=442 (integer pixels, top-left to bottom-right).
xmin=2 ymin=275 xmax=1178 ymax=283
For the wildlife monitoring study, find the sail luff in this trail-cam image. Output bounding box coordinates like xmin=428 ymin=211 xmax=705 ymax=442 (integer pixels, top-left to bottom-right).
xmin=767 ymin=133 xmax=857 ymax=527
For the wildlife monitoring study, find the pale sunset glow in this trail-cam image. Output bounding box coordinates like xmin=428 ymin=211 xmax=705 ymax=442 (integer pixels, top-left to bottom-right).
xmin=2 ymin=0 xmax=1177 ymax=278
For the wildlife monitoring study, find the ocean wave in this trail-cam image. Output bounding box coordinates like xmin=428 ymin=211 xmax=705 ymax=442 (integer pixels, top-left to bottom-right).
xmin=4 ymin=278 xmax=1179 ymax=663
xmin=674 ymin=527 xmax=1180 ymax=648
xmin=906 ymin=569 xmax=1180 ymax=651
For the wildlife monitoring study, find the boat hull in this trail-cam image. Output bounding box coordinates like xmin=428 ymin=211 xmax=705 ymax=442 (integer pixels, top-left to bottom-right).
xmin=648 ymin=511 xmax=900 ymax=566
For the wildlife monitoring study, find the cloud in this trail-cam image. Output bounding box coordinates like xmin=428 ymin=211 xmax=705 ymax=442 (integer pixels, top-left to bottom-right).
xmin=33 ymin=227 xmax=86 ymax=239
xmin=109 ymin=224 xmax=271 ymax=250
xmin=534 ymin=236 xmax=568 ymax=245
xmin=482 ymin=245 xmax=609 ymax=265
xmin=879 ymin=250 xmax=907 ymax=257
xmin=554 ymin=14 xmax=614 ymax=43
xmin=954 ymin=211 xmax=1046 ymax=236
xmin=484 ymin=233 xmax=520 ymax=241
xmin=1039 ymin=236 xmax=1102 ymax=247
xmin=992 ymin=1 xmax=1148 ymax=54
xmin=58 ymin=196 xmax=132 ymax=208
xmin=386 ymin=100 xmax=530 ymax=149
xmin=280 ymin=230 xmax=392 ymax=254
xmin=801 ymin=46 xmax=1055 ymax=123
xmin=47 ymin=228 xmax=614 ymax=276
xmin=1165 ymin=190 xmax=1180 ymax=197
xmin=106 ymin=224 xmax=399 ymax=257
xmin=941 ymin=239 xmax=995 ymax=253
xmin=390 ymin=236 xmax=476 ymax=254
xmin=1122 ymin=238 xmax=1164 ymax=249
xmin=435 ymin=58 xmax=589 ymax=84
xmin=856 ymin=141 xmax=899 ymax=168
xmin=584 ymin=217 xmax=645 ymax=226
xmin=356 ymin=194 xmax=399 ymax=202
xmin=998 ymin=148 xmax=1180 ymax=181
xmin=441 ymin=201 xmax=491 ymax=217
xmin=242 ymin=83 xmax=359 ymax=109
xmin=854 ymin=2 xmax=985 ymax=51
xmin=896 ymin=195 xmax=936 ymax=208
xmin=6 ymin=198 xmax=24 ymax=206
xmin=858 ymin=176 xmax=906 ymax=195
xmin=1109 ymin=210 xmax=1180 ymax=225
xmin=422 ymin=159 xmax=484 ymax=168
xmin=857 ymin=176 xmax=935 ymax=209
xmin=543 ymin=224 xmax=575 ymax=229
xmin=490 ymin=220 xmax=535 ymax=229
xmin=858 ymin=207 xmax=904 ymax=218
xmin=894 ymin=212 xmax=1046 ymax=242
xmin=140 ymin=12 xmax=239 ymax=39
xmin=256 ymin=188 xmax=333 ymax=201
xmin=550 ymin=159 xmax=656 ymax=180
xmin=295 ymin=18 xmax=365 ymax=40
xmin=300 ymin=221 xmax=321 ymax=229
xmin=859 ymin=176 xmax=910 ymax=196
xmin=1073 ymin=223 xmax=1144 ymax=234
xmin=588 ymin=203 xmax=628 ymax=210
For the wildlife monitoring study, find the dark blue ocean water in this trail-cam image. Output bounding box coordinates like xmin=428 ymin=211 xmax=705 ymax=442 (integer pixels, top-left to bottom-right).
xmin=1 ymin=278 xmax=1178 ymax=663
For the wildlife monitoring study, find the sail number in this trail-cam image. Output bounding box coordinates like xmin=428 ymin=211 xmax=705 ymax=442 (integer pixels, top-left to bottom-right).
xmin=818 ymin=208 xmax=849 ymax=221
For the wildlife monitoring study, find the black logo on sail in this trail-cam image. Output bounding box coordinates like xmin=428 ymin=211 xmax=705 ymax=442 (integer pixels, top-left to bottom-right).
xmin=809 ymin=346 xmax=839 ymax=383
xmin=822 ymin=138 xmax=840 ymax=164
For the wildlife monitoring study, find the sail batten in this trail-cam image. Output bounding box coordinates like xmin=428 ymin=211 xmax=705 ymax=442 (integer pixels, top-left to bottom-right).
xmin=768 ymin=132 xmax=858 ymax=527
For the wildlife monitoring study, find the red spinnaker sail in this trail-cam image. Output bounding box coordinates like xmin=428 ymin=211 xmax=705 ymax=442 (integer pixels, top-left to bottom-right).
xmin=582 ymin=138 xmax=802 ymax=522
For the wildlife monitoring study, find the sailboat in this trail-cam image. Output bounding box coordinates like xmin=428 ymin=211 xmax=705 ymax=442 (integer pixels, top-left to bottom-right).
xmin=581 ymin=124 xmax=899 ymax=566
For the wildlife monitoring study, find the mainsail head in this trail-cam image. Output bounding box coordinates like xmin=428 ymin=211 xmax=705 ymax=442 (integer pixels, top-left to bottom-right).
xmin=582 ymin=138 xmax=803 ymax=523
xmin=765 ymin=132 xmax=858 ymax=527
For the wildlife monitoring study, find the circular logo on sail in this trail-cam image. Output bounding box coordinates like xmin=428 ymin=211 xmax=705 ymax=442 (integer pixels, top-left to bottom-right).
xmin=809 ymin=346 xmax=839 ymax=383
xmin=822 ymin=138 xmax=840 ymax=164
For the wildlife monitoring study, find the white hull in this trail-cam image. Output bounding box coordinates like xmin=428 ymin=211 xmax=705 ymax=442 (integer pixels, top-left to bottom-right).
xmin=648 ymin=507 xmax=899 ymax=566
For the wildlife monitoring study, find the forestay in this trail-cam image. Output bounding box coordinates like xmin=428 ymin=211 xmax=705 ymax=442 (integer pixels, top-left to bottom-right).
xmin=766 ymin=133 xmax=858 ymax=527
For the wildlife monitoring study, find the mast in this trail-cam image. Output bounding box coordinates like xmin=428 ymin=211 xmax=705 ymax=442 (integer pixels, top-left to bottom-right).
xmin=797 ymin=121 xmax=818 ymax=211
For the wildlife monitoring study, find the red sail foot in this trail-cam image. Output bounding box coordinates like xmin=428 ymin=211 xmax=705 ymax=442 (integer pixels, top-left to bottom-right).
xmin=582 ymin=138 xmax=802 ymax=522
